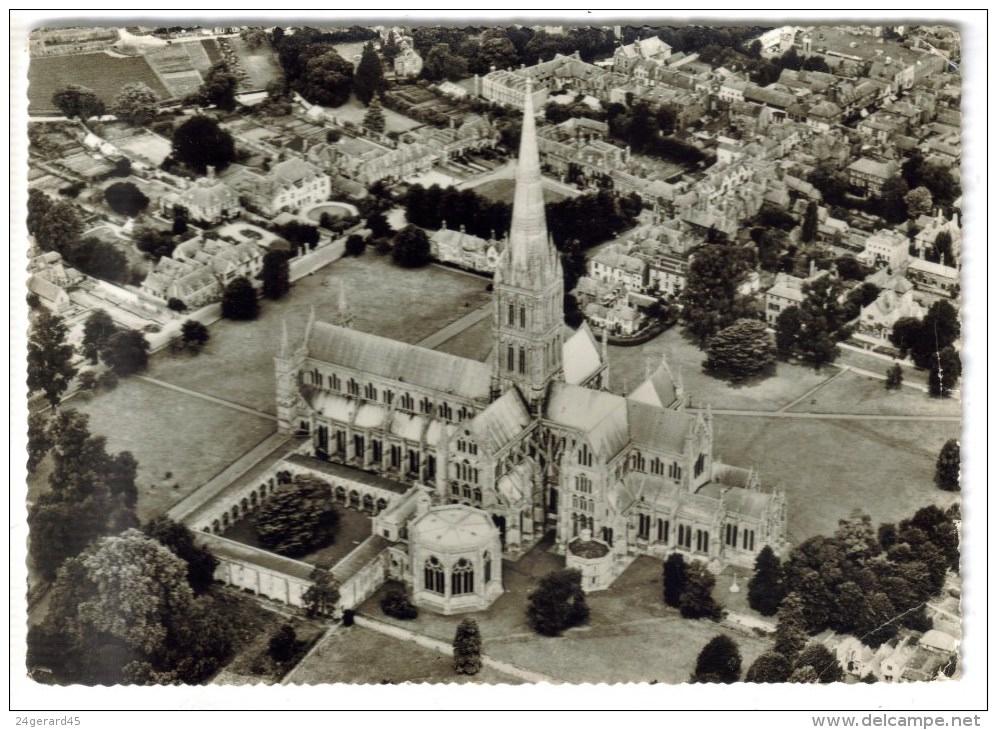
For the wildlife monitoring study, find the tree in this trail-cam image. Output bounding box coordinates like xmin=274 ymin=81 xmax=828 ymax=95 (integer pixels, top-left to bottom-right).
xmin=363 ymin=96 xmax=386 ymax=134
xmin=52 ymin=84 xmax=105 ymax=120
xmin=773 ymin=592 xmax=808 ymax=659
xmin=382 ymin=30 xmax=401 ymax=63
xmin=142 ymin=516 xmax=218 ymax=594
xmin=134 ymin=226 xmax=177 ymax=261
xmin=788 ymin=665 xmax=820 ymax=683
xmin=354 ymin=43 xmax=387 ymax=105
xmin=27 ymin=411 xmax=53 ymax=473
xmin=275 ymin=221 xmax=320 ymax=254
xmin=745 ymin=651 xmax=792 ymax=683
xmin=82 ymin=310 xmax=117 ymax=364
xmin=680 ymin=244 xmax=755 ymax=345
xmin=254 ymin=476 xmax=340 ymax=557
xmin=392 ymin=225 xmax=431 ymax=268
xmin=885 ymin=363 xmax=903 ymax=390
xmin=344 ymin=234 xmax=366 ymax=257
xmin=380 ymin=584 xmax=419 ymax=619
xmin=452 ymin=618 xmax=483 ymax=675
xmin=774 ymin=306 xmax=803 ymax=359
xmin=268 ymin=624 xmax=300 ymax=664
xmin=302 ymin=567 xmax=340 ymax=618
xmin=928 ymin=346 xmax=961 ymax=398
xmin=797 ymin=275 xmax=847 ymax=368
xmin=100 ymin=328 xmax=150 ymax=376
xmin=933 ymin=230 xmax=953 ymax=265
xmin=423 ymin=43 xmax=469 ymax=82
xmin=180 ymin=319 xmax=210 ymax=351
xmin=104 ymin=181 xmax=150 ymax=218
xmin=679 ymin=560 xmax=723 ymax=620
xmin=221 ymin=276 xmax=260 ymax=320
xmin=905 ymin=186 xmax=933 ymax=220
xmin=299 ymin=50 xmax=355 ymax=108
xmin=112 ymin=82 xmax=160 ymax=125
xmin=704 ymin=319 xmax=775 ymax=381
xmin=171 ymin=116 xmax=237 ymax=174
xmin=261 ymin=250 xmax=291 ymax=300
xmin=27 ymin=310 xmax=78 ymax=407
xmin=889 ymin=316 xmax=923 ymax=361
xmin=747 ymin=546 xmax=786 ymax=616
xmin=197 ymin=61 xmax=239 ymax=111
xmin=527 ymin=569 xmax=589 ymax=636
xmin=691 ymin=634 xmax=742 ymax=684
xmin=663 ymin=552 xmax=687 ymax=607
xmin=800 ymin=201 xmax=818 ymax=244
xmin=834 ymin=255 xmax=868 ymax=282
xmin=366 ymin=211 xmax=392 ymax=238
xmin=935 ymin=439 xmax=960 ymax=492
xmin=878 ymin=177 xmax=910 ymax=225
xmin=793 ymin=643 xmax=843 ymax=683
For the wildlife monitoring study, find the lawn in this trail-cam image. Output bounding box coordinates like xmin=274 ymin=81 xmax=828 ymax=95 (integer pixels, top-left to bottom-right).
xmin=26 ymin=377 xmax=276 ymax=523
xmin=222 ymin=504 xmax=373 ymax=569
xmin=606 ymin=327 xmax=830 ymax=411
xmin=287 ymin=625 xmax=520 ymax=685
xmin=144 ymin=253 xmax=493 ymax=413
xmin=471 ymin=177 xmax=567 ymax=206
xmin=217 ymin=609 xmax=328 ymax=685
xmin=789 ymin=369 xmax=962 ymax=418
xmin=225 ymin=35 xmax=282 ymax=91
xmin=329 ymin=94 xmax=422 ymax=134
xmin=359 ymin=543 xmax=769 ymax=684
xmin=711 ymin=415 xmax=962 ymax=545
xmin=28 ymin=53 xmax=170 ymax=114
xmin=112 ymin=131 xmax=173 ymax=166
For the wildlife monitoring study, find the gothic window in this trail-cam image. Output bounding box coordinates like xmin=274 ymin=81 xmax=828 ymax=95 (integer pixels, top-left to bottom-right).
xmin=577 ymin=444 xmax=592 ymax=467
xmin=335 ymin=430 xmax=346 ymax=454
xmin=426 ymin=455 xmax=436 ymax=479
xmin=669 ymin=462 xmax=683 ymax=480
xmin=657 ymin=518 xmax=669 ymax=543
xmin=424 ymin=557 xmax=445 ymax=595
xmin=575 ymin=474 xmax=592 ymax=493
xmin=637 ymin=514 xmax=651 ymax=540
xmin=409 ymin=450 xmax=420 ymax=474
xmin=384 ymin=390 xmax=394 ymax=405
xmin=678 ymin=524 xmax=692 ymax=549
xmin=601 ymin=527 xmax=614 ymax=546
xmin=725 ymin=523 xmax=739 ymax=548
xmin=742 ymin=529 xmax=755 ymax=551
xmin=507 ymin=303 xmax=515 ymax=326
xmin=507 ymin=345 xmax=515 ymax=372
xmin=457 ymin=406 xmax=471 ymax=421
xmin=420 ymin=397 xmax=433 ymax=415
xmin=462 ymin=485 xmax=472 ymax=500
xmin=354 ymin=434 xmax=365 ymax=459
xmin=400 ymin=393 xmax=414 ymax=411
xmin=484 ymin=552 xmax=492 ymax=583
xmin=572 ymin=495 xmax=578 ymax=509
xmin=371 ymin=439 xmax=382 ymax=463
xmin=390 ymin=444 xmax=402 ymax=468
xmin=518 ymin=347 xmax=526 ymax=375
xmin=694 ymin=453 xmax=706 ymax=478
xmin=347 ymin=379 xmax=360 ymax=396
xmin=365 ymin=383 xmax=378 ymax=401
xmin=650 ymin=457 xmax=664 ymax=476
xmin=571 ymin=513 xmax=580 ymax=536
xmin=473 ymin=487 xmax=482 ymax=503
xmin=696 ymin=529 xmax=709 ymax=553
xmin=631 ymin=451 xmax=646 ymax=472
xmin=519 ymin=305 xmax=526 ymax=328
xmin=452 ymin=559 xmax=474 ymax=595
xmin=439 ymin=402 xmax=453 ymax=421
xmin=451 ymin=483 xmax=460 ymax=497
xmin=457 ymin=439 xmax=466 ymax=453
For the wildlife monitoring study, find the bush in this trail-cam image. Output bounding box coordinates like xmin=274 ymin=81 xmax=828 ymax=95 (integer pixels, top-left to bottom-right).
xmin=104 ymin=181 xmax=150 ymax=218
xmin=253 ymin=476 xmax=339 ymax=558
xmin=527 ymin=569 xmax=588 ymax=636
xmin=167 ymin=298 xmax=187 ymax=313
xmin=380 ymin=585 xmax=419 ymax=620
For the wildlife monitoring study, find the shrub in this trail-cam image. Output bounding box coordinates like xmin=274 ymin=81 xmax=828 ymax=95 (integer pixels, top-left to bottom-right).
xmin=380 ymin=585 xmax=419 ymax=620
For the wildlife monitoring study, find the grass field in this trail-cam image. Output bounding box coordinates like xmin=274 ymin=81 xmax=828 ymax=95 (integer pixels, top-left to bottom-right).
xmin=433 ymin=315 xmax=493 ymax=362
xmin=145 ymin=253 xmax=493 ymax=413
xmin=225 ymin=35 xmax=281 ymax=90
xmin=471 ymin=177 xmax=568 ymax=206
xmin=287 ymin=625 xmax=521 ymax=685
xmin=712 ymin=415 xmax=961 ymax=544
xmin=359 ymin=546 xmax=769 ymax=684
xmin=327 ymin=94 xmax=422 ymax=134
xmin=28 ymin=53 xmax=170 ymax=114
xmin=791 ymin=369 xmax=961 ymax=417
xmin=26 ymin=378 xmax=276 ymax=523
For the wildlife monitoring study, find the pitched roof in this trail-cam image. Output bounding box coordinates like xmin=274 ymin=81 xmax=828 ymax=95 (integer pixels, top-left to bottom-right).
xmin=467 ymin=389 xmax=531 ymax=455
xmin=626 ymin=399 xmax=692 ymax=454
xmin=306 ymin=322 xmax=492 ymax=402
xmin=544 ymin=382 xmax=629 ymax=459
xmin=562 ymin=323 xmax=602 ymax=385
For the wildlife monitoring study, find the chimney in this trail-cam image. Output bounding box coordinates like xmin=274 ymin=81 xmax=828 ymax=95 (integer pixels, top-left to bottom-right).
xmin=207 ymin=165 xmax=216 ymax=180
xmin=809 ymin=259 xmax=817 ymax=278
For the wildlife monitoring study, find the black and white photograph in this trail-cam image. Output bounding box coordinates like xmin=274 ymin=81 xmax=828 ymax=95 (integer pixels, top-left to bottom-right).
xmin=11 ymin=8 xmax=985 ymax=718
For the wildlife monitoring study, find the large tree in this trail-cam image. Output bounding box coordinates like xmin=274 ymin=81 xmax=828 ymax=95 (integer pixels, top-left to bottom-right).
xmin=142 ymin=516 xmax=218 ymax=595
xmin=773 ymin=592 xmax=808 ymax=659
xmin=392 ymin=225 xmax=431 ymax=268
xmin=679 ymin=560 xmax=723 ymax=620
xmin=221 ymin=276 xmax=260 ymax=320
xmin=934 ymin=439 xmax=960 ymax=492
xmin=905 ymin=186 xmax=933 ymax=220
xmin=690 ymin=634 xmax=742 ymax=684
xmin=27 ymin=309 xmax=78 ymax=407
xmin=27 ymin=410 xmax=53 ymax=473
xmin=82 ymin=310 xmax=117 ymax=364
xmin=100 ymin=328 xmax=150 ymax=377
xmin=747 ymin=545 xmax=786 ymax=616
xmin=423 ymin=43 xmax=469 ymax=82
xmin=354 ymin=42 xmax=387 ymax=105
xmin=704 ymin=319 xmax=775 ymax=381
xmin=104 ymin=181 xmax=150 ymax=218
xmin=112 ymin=82 xmax=161 ymax=125
xmin=363 ymin=96 xmax=386 ymax=134
xmin=744 ymin=651 xmax=792 ymax=683
xmin=52 ymin=84 xmax=105 ymax=120
xmin=180 ymin=319 xmax=210 ymax=351
xmin=299 ymin=50 xmax=355 ymax=108
xmin=797 ymin=275 xmax=848 ymax=368
xmin=171 ymin=115 xmax=237 ymax=174
xmin=663 ymin=552 xmax=687 ymax=607
xmin=452 ymin=618 xmax=483 ymax=675
xmin=527 ymin=569 xmax=589 ymax=636
xmin=302 ymin=567 xmax=341 ymax=618
xmin=800 ymin=201 xmax=818 ymax=243
xmin=793 ymin=643 xmax=843 ymax=683
xmin=261 ymin=250 xmax=291 ymax=300
xmin=197 ymin=61 xmax=239 ymax=111
xmin=928 ymin=346 xmax=961 ymax=398
xmin=133 ymin=226 xmax=177 ymax=261
xmin=254 ymin=476 xmax=340 ymax=558
xmin=774 ymin=305 xmax=803 ymax=359
xmin=680 ymin=244 xmax=755 ymax=346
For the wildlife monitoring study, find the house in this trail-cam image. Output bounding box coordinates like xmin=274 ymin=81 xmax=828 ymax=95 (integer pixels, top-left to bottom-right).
xmin=857 ymin=272 xmax=923 ymax=340
xmin=584 ymin=300 xmax=645 ymax=336
xmin=612 ymin=36 xmax=673 ymax=76
xmin=905 ymin=257 xmax=959 ymax=295
xmin=588 ymin=244 xmax=648 ymax=291
xmin=430 ymin=224 xmax=505 ymax=274
xmin=858 ymin=229 xmax=910 ymax=271
xmin=160 ymin=166 xmax=240 ymax=225
xmin=478 ymin=70 xmax=548 ymax=110
xmin=846 ymin=157 xmax=900 ymax=197
xmin=394 ymin=46 xmax=423 ymax=79
xmin=228 ymin=157 xmax=331 ymax=216
xmin=141 ymin=236 xmax=265 ymax=308
xmin=765 ymin=272 xmax=807 ymax=325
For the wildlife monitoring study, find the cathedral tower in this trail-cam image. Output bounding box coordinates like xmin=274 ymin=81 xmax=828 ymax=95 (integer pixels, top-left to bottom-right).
xmin=492 ymin=77 xmax=565 ymax=410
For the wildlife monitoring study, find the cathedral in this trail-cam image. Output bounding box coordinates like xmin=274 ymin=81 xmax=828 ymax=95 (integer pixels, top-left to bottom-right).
xmin=274 ymin=80 xmax=788 ymax=612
